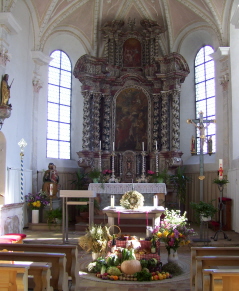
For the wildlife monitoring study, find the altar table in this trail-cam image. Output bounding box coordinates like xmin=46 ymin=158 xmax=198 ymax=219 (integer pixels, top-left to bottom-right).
xmin=102 ymin=206 xmax=165 ymax=229
xmin=88 ymin=183 xmax=167 ymax=194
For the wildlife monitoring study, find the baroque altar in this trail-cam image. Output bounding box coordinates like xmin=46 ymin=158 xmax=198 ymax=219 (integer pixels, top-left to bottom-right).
xmin=74 ymin=19 xmax=189 ymax=181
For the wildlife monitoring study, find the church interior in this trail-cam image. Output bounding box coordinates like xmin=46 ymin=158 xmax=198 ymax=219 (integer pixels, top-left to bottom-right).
xmin=1 ymin=0 xmax=239 ymax=290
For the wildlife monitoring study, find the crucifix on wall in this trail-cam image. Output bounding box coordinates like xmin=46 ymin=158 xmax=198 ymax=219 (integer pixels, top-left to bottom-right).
xmin=187 ymin=111 xmax=216 ymax=201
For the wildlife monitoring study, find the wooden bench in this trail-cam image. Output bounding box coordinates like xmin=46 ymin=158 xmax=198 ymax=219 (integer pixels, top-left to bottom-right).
xmin=195 ymin=255 xmax=239 ymax=291
xmin=0 ymin=261 xmax=53 ymax=291
xmin=0 ymin=243 xmax=79 ymax=291
xmin=203 ymin=268 xmax=239 ymax=291
xmin=191 ymin=247 xmax=239 ymax=291
xmin=0 ymin=264 xmax=29 ymax=291
xmin=0 ymin=251 xmax=69 ymax=291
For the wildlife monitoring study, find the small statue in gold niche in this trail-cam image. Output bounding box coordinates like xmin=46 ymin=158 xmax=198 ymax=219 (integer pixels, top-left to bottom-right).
xmin=1 ymin=74 xmax=14 ymax=106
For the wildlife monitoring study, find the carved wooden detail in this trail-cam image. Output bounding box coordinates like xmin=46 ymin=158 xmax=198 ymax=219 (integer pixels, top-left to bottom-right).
xmin=74 ymin=19 xmax=189 ymax=181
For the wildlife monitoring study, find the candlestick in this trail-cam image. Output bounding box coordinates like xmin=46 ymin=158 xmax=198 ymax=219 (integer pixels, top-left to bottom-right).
xmin=111 ymin=195 xmax=115 ymax=208
xmin=153 ymin=195 xmax=158 ymax=208
xmin=142 ymin=142 xmax=144 ymax=151
xmin=50 ymin=183 xmax=53 ymax=196
xmin=219 ymin=159 xmax=223 ymax=180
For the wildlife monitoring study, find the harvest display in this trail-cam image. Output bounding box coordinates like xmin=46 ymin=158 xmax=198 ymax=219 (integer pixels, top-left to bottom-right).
xmin=87 ymin=234 xmax=173 ymax=281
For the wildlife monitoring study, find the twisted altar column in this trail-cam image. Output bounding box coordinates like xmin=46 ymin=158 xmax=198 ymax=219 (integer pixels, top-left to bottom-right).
xmin=102 ymin=94 xmax=111 ymax=152
xmin=82 ymin=91 xmax=91 ymax=150
xmin=92 ymin=92 xmax=101 ymax=150
xmin=171 ymin=90 xmax=180 ymax=151
xmin=152 ymin=94 xmax=160 ymax=150
xmin=161 ymin=91 xmax=170 ymax=151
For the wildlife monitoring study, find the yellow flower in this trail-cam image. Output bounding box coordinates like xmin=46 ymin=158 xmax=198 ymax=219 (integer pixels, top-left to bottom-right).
xmin=163 ymin=230 xmax=169 ymax=237
xmin=157 ymin=232 xmax=163 ymax=238
xmin=185 ymin=240 xmax=190 ymax=245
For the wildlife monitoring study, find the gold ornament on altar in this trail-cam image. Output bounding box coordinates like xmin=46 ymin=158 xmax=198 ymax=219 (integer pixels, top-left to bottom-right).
xmin=120 ymin=190 xmax=144 ymax=210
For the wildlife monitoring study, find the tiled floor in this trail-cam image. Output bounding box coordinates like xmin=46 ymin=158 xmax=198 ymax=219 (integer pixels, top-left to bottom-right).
xmin=23 ymin=224 xmax=239 ymax=291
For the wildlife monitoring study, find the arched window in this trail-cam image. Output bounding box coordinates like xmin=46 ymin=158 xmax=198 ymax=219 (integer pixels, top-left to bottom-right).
xmin=47 ymin=50 xmax=72 ymax=159
xmin=195 ymin=46 xmax=216 ymax=154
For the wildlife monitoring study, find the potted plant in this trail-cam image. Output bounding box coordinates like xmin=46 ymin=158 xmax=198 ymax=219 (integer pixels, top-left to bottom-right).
xmin=87 ymin=168 xmax=102 ymax=183
xmin=147 ymin=169 xmax=170 ymax=183
xmin=70 ymin=169 xmax=88 ymax=190
xmin=170 ymin=167 xmax=190 ymax=205
xmin=45 ymin=207 xmax=62 ymax=228
xmin=190 ymin=200 xmax=217 ymax=222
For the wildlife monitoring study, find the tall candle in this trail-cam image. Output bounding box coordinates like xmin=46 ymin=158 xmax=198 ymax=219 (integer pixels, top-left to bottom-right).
xmin=111 ymin=195 xmax=115 ymax=208
xmin=99 ymin=140 xmax=101 ymax=150
xmin=219 ymin=159 xmax=223 ymax=180
xmin=155 ymin=141 xmax=158 ymax=150
xmin=153 ymin=195 xmax=158 ymax=208
xmin=50 ymin=183 xmax=53 ymax=196
xmin=142 ymin=142 xmax=144 ymax=151
xmin=113 ymin=141 xmax=115 ymax=151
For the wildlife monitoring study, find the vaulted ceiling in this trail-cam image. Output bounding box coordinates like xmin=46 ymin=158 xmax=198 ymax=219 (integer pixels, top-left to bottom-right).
xmin=4 ymin=0 xmax=234 ymax=55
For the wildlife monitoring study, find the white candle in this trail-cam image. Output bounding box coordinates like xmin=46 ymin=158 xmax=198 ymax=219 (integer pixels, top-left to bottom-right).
xmin=219 ymin=159 xmax=223 ymax=180
xmin=113 ymin=141 xmax=115 ymax=151
xmin=155 ymin=141 xmax=158 ymax=150
xmin=142 ymin=142 xmax=144 ymax=151
xmin=154 ymin=195 xmax=158 ymax=208
xmin=50 ymin=183 xmax=53 ymax=196
xmin=99 ymin=140 xmax=101 ymax=150
xmin=111 ymin=195 xmax=115 ymax=208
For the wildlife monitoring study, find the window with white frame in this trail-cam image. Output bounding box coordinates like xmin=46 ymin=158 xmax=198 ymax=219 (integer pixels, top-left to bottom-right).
xmin=195 ymin=46 xmax=216 ymax=154
xmin=47 ymin=50 xmax=71 ymax=159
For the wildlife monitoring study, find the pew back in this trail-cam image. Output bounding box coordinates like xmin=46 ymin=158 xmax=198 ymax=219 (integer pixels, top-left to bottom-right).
xmin=0 ymin=251 xmax=68 ymax=291
xmin=0 ymin=264 xmax=29 ymax=291
xmin=0 ymin=243 xmax=78 ymax=291
xmin=203 ymin=268 xmax=239 ymax=291
xmin=191 ymin=246 xmax=239 ymax=291
xmin=195 ymin=255 xmax=239 ymax=291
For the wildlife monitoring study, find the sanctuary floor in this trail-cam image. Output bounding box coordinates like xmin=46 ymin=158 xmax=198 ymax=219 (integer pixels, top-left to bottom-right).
xmin=22 ymin=224 xmax=239 ymax=291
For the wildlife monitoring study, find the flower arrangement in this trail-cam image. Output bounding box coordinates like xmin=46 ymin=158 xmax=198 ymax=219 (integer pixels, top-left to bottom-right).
xmin=102 ymin=169 xmax=112 ymax=183
xmin=120 ymin=190 xmax=144 ymax=210
xmin=152 ymin=208 xmax=195 ymax=253
xmin=25 ymin=190 xmax=50 ymax=210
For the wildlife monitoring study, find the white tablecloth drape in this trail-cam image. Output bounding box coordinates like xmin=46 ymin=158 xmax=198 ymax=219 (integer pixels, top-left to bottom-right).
xmin=88 ymin=183 xmax=167 ymax=195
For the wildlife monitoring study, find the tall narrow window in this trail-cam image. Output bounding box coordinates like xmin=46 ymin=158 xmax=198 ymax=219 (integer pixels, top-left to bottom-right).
xmin=47 ymin=50 xmax=71 ymax=159
xmin=195 ymin=46 xmax=216 ymax=154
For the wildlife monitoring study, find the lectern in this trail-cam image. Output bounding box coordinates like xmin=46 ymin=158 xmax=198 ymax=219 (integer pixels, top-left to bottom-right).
xmin=60 ymin=190 xmax=96 ymax=243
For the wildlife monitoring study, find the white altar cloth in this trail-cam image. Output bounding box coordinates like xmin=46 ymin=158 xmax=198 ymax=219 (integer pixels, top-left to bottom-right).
xmin=88 ymin=183 xmax=167 ymax=195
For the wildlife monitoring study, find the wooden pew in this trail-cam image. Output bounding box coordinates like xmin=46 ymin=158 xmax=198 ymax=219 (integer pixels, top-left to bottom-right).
xmin=195 ymin=255 xmax=239 ymax=291
xmin=203 ymin=269 xmax=239 ymax=291
xmin=0 ymin=264 xmax=29 ymax=291
xmin=0 ymin=243 xmax=79 ymax=291
xmin=0 ymin=261 xmax=53 ymax=291
xmin=0 ymin=251 xmax=69 ymax=291
xmin=191 ymin=246 xmax=239 ymax=291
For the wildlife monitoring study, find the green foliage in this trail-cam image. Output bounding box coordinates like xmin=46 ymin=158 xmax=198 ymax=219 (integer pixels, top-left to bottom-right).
xmin=170 ymin=167 xmax=190 ymax=204
xmin=190 ymin=200 xmax=217 ymax=222
xmin=46 ymin=208 xmax=62 ymax=220
xmin=88 ymin=168 xmax=101 ymax=180
xmin=70 ymin=169 xmax=88 ymax=190
xmin=213 ymin=178 xmax=229 ymax=186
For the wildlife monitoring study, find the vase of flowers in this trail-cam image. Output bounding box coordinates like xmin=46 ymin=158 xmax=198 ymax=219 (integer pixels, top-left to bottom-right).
xmin=25 ymin=190 xmax=50 ymax=223
xmin=153 ymin=208 xmax=196 ymax=262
